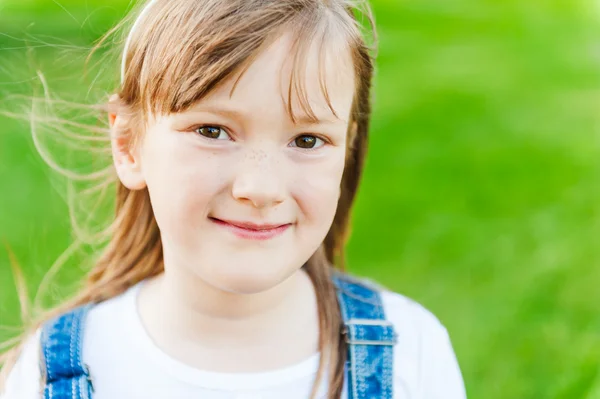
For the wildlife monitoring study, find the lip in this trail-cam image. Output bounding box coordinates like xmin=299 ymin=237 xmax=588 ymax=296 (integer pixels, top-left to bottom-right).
xmin=209 ymin=217 xmax=292 ymax=240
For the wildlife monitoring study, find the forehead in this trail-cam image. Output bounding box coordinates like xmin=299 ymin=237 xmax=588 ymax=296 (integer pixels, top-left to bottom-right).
xmin=197 ymin=30 xmax=356 ymax=124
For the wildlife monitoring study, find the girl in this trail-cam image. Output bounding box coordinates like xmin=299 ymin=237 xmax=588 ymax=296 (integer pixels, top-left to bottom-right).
xmin=0 ymin=0 xmax=467 ymax=398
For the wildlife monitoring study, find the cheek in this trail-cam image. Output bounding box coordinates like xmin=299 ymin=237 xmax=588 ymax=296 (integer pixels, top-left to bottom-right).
xmin=139 ymin=132 xmax=230 ymax=229
xmin=292 ymin=151 xmax=346 ymax=229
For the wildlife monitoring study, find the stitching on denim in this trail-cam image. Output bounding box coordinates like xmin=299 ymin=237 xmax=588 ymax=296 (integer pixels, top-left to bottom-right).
xmin=43 ymin=327 xmax=53 ymax=382
xmin=336 ymin=274 xmax=396 ymax=399
xmin=351 ymin=342 xmax=359 ymax=399
xmin=75 ymin=309 xmax=82 ymax=373
xmin=348 ymin=325 xmax=396 ymax=345
xmin=79 ymin=377 xmax=84 ymax=399
xmin=70 ymin=311 xmax=76 ymax=374
xmin=49 ymin=383 xmax=53 ymax=399
xmin=383 ymin=346 xmax=393 ymax=395
xmin=75 ymin=309 xmax=84 ymax=378
xmin=82 ymin=376 xmax=90 ymax=399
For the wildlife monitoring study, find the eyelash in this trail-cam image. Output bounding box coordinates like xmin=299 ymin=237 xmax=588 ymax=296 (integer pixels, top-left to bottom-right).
xmin=193 ymin=125 xmax=232 ymax=141
xmin=191 ymin=124 xmax=330 ymax=150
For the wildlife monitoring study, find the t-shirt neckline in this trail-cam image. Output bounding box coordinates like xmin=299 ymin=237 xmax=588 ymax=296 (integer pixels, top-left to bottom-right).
xmin=118 ymin=280 xmax=322 ymax=391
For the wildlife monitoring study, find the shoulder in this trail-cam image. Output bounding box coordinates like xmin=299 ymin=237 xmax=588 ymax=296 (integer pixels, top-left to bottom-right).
xmin=380 ymin=289 xmax=448 ymax=345
xmin=334 ymin=273 xmax=450 ymax=338
xmin=0 ymin=330 xmax=42 ymax=399
xmin=379 ymin=289 xmax=467 ymax=399
xmin=1 ymin=287 xmax=136 ymax=399
xmin=334 ymin=273 xmax=466 ymax=397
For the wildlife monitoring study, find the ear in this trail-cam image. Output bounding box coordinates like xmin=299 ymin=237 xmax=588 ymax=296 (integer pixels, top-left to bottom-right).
xmin=108 ymin=95 xmax=147 ymax=190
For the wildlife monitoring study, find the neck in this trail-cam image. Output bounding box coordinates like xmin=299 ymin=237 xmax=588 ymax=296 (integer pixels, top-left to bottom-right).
xmin=137 ymin=257 xmax=319 ymax=353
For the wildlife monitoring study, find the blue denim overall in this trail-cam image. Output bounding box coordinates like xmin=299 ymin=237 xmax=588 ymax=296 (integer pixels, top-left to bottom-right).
xmin=39 ymin=274 xmax=396 ymax=398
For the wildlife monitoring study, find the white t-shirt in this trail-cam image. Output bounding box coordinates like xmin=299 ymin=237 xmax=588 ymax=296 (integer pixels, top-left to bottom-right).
xmin=1 ymin=282 xmax=467 ymax=399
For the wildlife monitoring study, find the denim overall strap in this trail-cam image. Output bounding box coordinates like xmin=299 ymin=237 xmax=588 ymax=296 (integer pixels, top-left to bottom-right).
xmin=333 ymin=274 xmax=396 ymax=399
xmin=40 ymin=304 xmax=94 ymax=399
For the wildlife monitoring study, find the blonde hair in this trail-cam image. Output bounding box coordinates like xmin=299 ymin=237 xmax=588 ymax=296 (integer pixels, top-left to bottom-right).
xmin=0 ymin=1 xmax=377 ymax=397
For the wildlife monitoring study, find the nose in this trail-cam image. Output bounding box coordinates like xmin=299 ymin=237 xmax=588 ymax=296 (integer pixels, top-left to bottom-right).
xmin=231 ymin=149 xmax=285 ymax=209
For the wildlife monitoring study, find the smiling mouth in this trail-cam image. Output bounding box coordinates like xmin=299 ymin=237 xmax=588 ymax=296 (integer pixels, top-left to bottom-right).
xmin=209 ymin=217 xmax=292 ymax=240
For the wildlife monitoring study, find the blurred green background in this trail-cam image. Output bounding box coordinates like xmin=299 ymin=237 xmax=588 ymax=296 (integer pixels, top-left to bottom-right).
xmin=2 ymin=0 xmax=600 ymax=397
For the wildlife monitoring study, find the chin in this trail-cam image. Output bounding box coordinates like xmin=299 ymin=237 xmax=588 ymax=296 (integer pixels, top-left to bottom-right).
xmin=206 ymin=262 xmax=296 ymax=295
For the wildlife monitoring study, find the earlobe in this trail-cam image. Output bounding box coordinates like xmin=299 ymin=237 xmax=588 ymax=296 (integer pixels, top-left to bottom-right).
xmin=109 ymin=103 xmax=147 ymax=191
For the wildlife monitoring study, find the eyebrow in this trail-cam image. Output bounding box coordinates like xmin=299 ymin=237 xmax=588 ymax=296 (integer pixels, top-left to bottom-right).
xmin=190 ymin=104 xmax=345 ymax=126
xmin=295 ymin=114 xmax=344 ymax=126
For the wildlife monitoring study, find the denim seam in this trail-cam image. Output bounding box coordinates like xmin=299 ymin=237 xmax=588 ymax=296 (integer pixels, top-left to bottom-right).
xmin=350 ymin=334 xmax=359 ymax=399
xmin=43 ymin=329 xmax=52 ymax=382
xmin=70 ymin=312 xmax=76 ymax=375
xmin=334 ymin=274 xmax=395 ymax=399
xmin=41 ymin=305 xmax=93 ymax=399
xmin=75 ymin=309 xmax=83 ymax=374
xmin=82 ymin=376 xmax=89 ymax=399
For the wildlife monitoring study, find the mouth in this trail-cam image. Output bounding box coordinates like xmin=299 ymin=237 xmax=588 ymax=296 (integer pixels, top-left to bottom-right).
xmin=209 ymin=217 xmax=292 ymax=240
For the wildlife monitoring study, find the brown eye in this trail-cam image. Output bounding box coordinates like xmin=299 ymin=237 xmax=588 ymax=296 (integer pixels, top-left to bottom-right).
xmin=196 ymin=126 xmax=230 ymax=140
xmin=291 ymin=135 xmax=324 ymax=149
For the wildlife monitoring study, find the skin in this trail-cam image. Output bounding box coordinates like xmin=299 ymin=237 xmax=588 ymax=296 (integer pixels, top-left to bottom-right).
xmin=109 ymin=30 xmax=356 ymax=372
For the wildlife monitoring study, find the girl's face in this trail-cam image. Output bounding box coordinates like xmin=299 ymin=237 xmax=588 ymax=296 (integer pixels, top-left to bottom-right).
xmin=119 ymin=33 xmax=355 ymax=294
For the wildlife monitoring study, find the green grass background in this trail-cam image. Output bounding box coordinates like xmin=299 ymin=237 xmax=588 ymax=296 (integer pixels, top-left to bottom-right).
xmin=2 ymin=0 xmax=600 ymax=397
